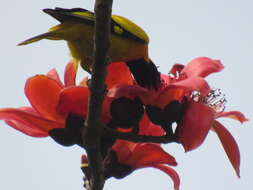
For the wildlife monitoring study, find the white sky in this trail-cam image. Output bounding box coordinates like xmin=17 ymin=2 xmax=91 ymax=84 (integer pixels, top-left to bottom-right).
xmin=0 ymin=0 xmax=252 ymax=190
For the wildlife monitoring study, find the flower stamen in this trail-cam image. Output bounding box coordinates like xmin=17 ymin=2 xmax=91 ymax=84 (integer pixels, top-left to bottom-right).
xmin=191 ymin=89 xmax=227 ymax=112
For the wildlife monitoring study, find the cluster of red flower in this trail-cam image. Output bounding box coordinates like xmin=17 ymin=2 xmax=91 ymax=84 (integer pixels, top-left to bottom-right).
xmin=0 ymin=57 xmax=247 ymax=190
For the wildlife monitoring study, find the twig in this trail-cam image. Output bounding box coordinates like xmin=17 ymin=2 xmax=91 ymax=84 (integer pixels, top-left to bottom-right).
xmin=103 ymin=126 xmax=177 ymax=143
xmin=82 ymin=1 xmax=113 ymax=190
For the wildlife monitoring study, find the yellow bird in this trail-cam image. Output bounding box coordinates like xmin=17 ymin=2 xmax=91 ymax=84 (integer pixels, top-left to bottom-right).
xmin=18 ymin=7 xmax=161 ymax=89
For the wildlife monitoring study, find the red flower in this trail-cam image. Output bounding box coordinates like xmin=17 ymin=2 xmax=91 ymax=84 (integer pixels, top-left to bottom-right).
xmin=108 ymin=57 xmax=248 ymax=178
xmin=167 ymin=57 xmax=248 ymax=177
xmin=0 ymin=63 xmax=76 ymax=137
xmin=151 ymin=56 xmax=223 ymax=107
xmin=107 ymin=57 xmax=216 ymax=135
xmin=108 ymin=57 xmax=217 ymax=106
xmin=82 ymin=119 xmax=180 ymax=190
xmin=177 ymin=90 xmax=248 ymax=177
xmin=148 ymin=57 xmax=248 ymax=177
xmin=0 ymin=61 xmax=133 ymax=138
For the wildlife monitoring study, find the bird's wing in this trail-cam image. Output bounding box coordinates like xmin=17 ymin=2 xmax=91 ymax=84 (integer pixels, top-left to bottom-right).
xmin=43 ymin=7 xmax=149 ymax=44
xmin=43 ymin=7 xmax=95 ymax=24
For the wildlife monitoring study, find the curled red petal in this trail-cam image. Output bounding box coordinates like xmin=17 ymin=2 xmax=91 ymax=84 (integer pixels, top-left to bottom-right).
xmin=47 ymin=68 xmax=63 ymax=87
xmin=212 ymin=120 xmax=241 ymax=177
xmin=57 ymin=86 xmax=89 ymax=117
xmin=106 ymin=62 xmax=134 ymax=88
xmin=169 ymin=64 xmax=185 ymax=76
xmin=25 ymin=75 xmax=64 ymax=122
xmin=177 ymin=101 xmax=215 ymax=151
xmin=172 ymin=76 xmax=211 ymax=95
xmin=152 ymin=164 xmax=180 ymax=190
xmin=182 ymin=57 xmax=224 ymax=77
xmin=0 ymin=108 xmax=62 ymax=136
xmin=64 ymin=61 xmax=78 ymax=87
xmin=215 ymin=111 xmax=248 ymax=123
xmin=127 ymin=143 xmax=177 ymax=168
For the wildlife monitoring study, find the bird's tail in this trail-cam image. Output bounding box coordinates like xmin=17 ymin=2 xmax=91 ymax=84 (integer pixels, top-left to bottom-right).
xmin=18 ymin=30 xmax=62 ymax=46
xmin=126 ymin=59 xmax=161 ymax=90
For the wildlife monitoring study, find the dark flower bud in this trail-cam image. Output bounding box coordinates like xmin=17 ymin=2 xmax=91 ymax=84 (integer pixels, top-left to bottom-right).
xmin=110 ymin=97 xmax=144 ymax=128
xmin=49 ymin=114 xmax=84 ymax=147
xmin=146 ymin=99 xmax=186 ymax=135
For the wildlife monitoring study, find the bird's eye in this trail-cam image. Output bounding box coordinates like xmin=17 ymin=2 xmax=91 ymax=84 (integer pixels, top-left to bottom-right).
xmin=114 ymin=25 xmax=124 ymax=35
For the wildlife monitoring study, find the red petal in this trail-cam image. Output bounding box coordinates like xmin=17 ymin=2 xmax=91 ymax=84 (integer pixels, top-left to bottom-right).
xmin=5 ymin=120 xmax=48 ymax=137
xmin=216 ymin=111 xmax=248 ymax=123
xmin=3 ymin=107 xmax=48 ymax=137
xmin=156 ymin=87 xmax=185 ymax=108
xmin=64 ymin=61 xmax=78 ymax=87
xmin=113 ymin=140 xmax=137 ymax=163
xmin=25 ymin=75 xmax=63 ymax=122
xmin=156 ymin=77 xmax=210 ymax=108
xmin=182 ymin=57 xmax=224 ymax=78
xmin=107 ymin=84 xmax=150 ymax=104
xmin=152 ymin=164 xmax=180 ymax=190
xmin=57 ymin=86 xmax=111 ymax=122
xmin=160 ymin=74 xmax=173 ymax=86
xmin=139 ymin=114 xmax=165 ymax=136
xmin=127 ymin=143 xmax=177 ymax=168
xmin=57 ymin=86 xmax=89 ymax=117
xmin=47 ymin=68 xmax=63 ymax=86
xmin=212 ymin=120 xmax=241 ymax=177
xmin=19 ymin=106 xmax=40 ymax=115
xmin=57 ymin=86 xmax=112 ymax=122
xmin=169 ymin=64 xmax=185 ymax=76
xmin=0 ymin=108 xmax=62 ymax=136
xmin=172 ymin=76 xmax=211 ymax=95
xmin=106 ymin=62 xmax=134 ymax=89
xmin=177 ymin=101 xmax=215 ymax=151
xmin=145 ymin=123 xmax=165 ymax=136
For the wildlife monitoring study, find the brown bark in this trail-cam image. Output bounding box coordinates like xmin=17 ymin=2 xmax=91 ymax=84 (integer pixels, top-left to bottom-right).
xmin=82 ymin=1 xmax=113 ymax=190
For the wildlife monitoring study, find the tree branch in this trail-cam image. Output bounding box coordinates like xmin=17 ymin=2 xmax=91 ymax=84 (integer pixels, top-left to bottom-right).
xmin=103 ymin=126 xmax=177 ymax=143
xmin=82 ymin=1 xmax=113 ymax=190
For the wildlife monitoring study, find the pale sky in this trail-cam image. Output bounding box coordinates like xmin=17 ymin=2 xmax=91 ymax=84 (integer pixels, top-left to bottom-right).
xmin=0 ymin=0 xmax=252 ymax=190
